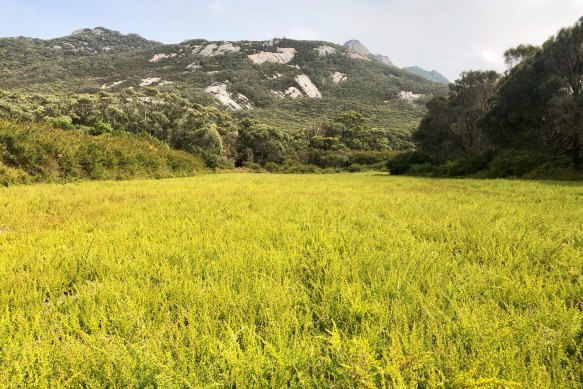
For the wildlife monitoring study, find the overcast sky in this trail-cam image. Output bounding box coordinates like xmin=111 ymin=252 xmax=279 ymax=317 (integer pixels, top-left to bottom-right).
xmin=1 ymin=0 xmax=582 ymax=80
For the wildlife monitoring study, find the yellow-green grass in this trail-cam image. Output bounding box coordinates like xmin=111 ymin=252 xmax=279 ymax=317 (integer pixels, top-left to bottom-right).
xmin=0 ymin=173 xmax=581 ymax=388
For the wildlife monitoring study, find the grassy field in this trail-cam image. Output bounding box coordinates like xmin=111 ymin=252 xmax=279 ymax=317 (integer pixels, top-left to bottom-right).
xmin=0 ymin=173 xmax=581 ymax=388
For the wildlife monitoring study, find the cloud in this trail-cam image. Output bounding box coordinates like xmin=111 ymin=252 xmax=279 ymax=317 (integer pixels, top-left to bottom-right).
xmin=479 ymin=49 xmax=505 ymax=68
xmin=209 ymin=1 xmax=225 ymax=14
xmin=285 ymin=27 xmax=322 ymax=40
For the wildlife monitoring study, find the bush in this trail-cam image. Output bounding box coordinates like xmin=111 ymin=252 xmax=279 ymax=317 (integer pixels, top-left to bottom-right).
xmin=487 ymin=150 xmax=553 ymax=178
xmin=242 ymin=162 xmax=265 ymax=172
xmin=0 ymin=162 xmax=28 ymax=186
xmin=446 ymin=154 xmax=490 ymax=176
xmin=0 ymin=119 xmax=204 ymax=183
xmin=347 ymin=151 xmax=396 ymax=166
xmin=45 ymin=116 xmax=74 ymax=130
xmin=347 ymin=163 xmax=367 ymax=173
xmin=387 ymin=151 xmax=432 ymax=175
xmin=307 ymin=150 xmax=349 ymax=169
xmin=264 ymin=162 xmax=281 ymax=173
xmin=89 ymin=120 xmax=114 ymax=136
xmin=281 ymin=163 xmax=319 ymax=174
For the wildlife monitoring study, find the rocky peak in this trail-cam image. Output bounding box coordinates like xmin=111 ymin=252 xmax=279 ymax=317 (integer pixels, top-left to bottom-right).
xmin=343 ymin=40 xmax=394 ymax=67
xmin=71 ymin=27 xmax=120 ymax=37
xmin=370 ymin=54 xmax=394 ymax=67
xmin=343 ymin=40 xmax=371 ymax=57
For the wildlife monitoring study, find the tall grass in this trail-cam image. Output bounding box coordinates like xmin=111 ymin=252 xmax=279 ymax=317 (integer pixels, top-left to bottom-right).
xmin=0 ymin=174 xmax=581 ymax=387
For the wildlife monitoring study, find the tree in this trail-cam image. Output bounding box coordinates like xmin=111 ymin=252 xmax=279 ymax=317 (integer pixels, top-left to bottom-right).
xmin=448 ymin=71 xmax=500 ymax=154
xmin=543 ymin=17 xmax=583 ymax=167
xmin=414 ymin=71 xmax=500 ymax=163
xmin=413 ymin=96 xmax=460 ymax=163
xmin=483 ymin=17 xmax=583 ymax=168
xmin=504 ymin=44 xmax=540 ymax=69
xmin=236 ymin=118 xmax=289 ymax=166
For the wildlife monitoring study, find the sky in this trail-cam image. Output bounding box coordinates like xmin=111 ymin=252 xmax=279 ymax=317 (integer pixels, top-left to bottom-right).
xmin=1 ymin=0 xmax=582 ymax=80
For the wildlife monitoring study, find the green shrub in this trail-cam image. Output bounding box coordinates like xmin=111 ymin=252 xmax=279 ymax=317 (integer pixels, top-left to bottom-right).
xmin=347 ymin=163 xmax=367 ymax=173
xmin=307 ymin=150 xmax=348 ymax=169
xmin=264 ymin=162 xmax=281 ymax=173
xmin=281 ymin=163 xmax=319 ymax=174
xmin=0 ymin=119 xmax=204 ymax=183
xmin=347 ymin=150 xmax=396 ymax=166
xmin=487 ymin=150 xmax=553 ymax=178
xmin=45 ymin=116 xmax=74 ymax=130
xmin=242 ymin=162 xmax=265 ymax=172
xmin=446 ymin=154 xmax=490 ymax=176
xmin=89 ymin=120 xmax=114 ymax=136
xmin=387 ymin=151 xmax=432 ymax=175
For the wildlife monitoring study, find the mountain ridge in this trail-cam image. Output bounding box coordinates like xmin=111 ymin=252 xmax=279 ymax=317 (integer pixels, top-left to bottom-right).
xmin=403 ymin=66 xmax=450 ymax=84
xmin=342 ymin=39 xmax=449 ymax=84
xmin=0 ymin=27 xmax=447 ymax=135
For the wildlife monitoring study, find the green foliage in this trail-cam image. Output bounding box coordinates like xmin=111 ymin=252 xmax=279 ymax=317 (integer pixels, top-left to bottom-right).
xmin=89 ymin=120 xmax=113 ymax=135
xmin=482 ymin=17 xmax=583 ymax=169
xmin=0 ymin=31 xmax=447 ymax=155
xmin=236 ymin=118 xmax=290 ymax=165
xmin=414 ymin=71 xmax=500 ymax=164
xmin=486 ymin=150 xmax=556 ymax=178
xmin=412 ymin=17 xmax=583 ymax=177
xmin=387 ymin=151 xmax=432 ymax=175
xmin=0 ymin=89 xmax=239 ymax=167
xmin=0 ymin=119 xmax=203 ymax=183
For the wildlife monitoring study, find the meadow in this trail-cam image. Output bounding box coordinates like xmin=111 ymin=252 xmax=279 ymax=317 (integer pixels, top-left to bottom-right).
xmin=0 ymin=173 xmax=581 ymax=388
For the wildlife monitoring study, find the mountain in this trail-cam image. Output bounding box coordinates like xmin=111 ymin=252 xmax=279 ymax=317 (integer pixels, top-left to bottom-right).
xmin=0 ymin=28 xmax=447 ymax=133
xmin=343 ymin=39 xmax=394 ymax=66
xmin=0 ymin=27 xmax=161 ymax=71
xmin=403 ymin=66 xmax=450 ymax=84
xmin=341 ymin=40 xmax=450 ymax=85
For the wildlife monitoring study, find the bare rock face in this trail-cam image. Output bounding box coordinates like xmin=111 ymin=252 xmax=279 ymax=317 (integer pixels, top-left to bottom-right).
xmin=285 ymin=87 xmax=303 ymax=98
xmin=346 ymin=51 xmax=371 ymax=61
xmin=101 ymin=80 xmax=126 ymax=90
xmin=343 ymin=40 xmax=371 ymax=57
xmin=140 ymin=77 xmax=162 ymax=87
xmin=271 ymin=90 xmax=285 ymax=99
xmin=370 ymin=54 xmax=394 ymax=66
xmin=331 ymin=72 xmax=347 ymax=84
xmin=248 ymin=48 xmax=296 ymax=64
xmin=199 ymin=44 xmax=218 ymax=56
xmin=343 ymin=40 xmax=394 ymax=66
xmin=398 ymin=91 xmax=424 ymax=103
xmin=148 ymin=53 xmax=177 ymax=63
xmin=295 ymin=75 xmax=322 ymax=98
xmin=210 ymin=43 xmax=241 ymax=56
xmin=315 ymin=45 xmax=336 ymax=56
xmin=205 ymin=83 xmax=252 ymax=110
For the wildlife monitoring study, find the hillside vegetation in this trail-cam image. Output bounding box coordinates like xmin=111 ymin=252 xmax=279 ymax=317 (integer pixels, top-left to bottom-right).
xmin=0 ymin=89 xmax=410 ymax=173
xmin=0 ymin=119 xmax=203 ymax=185
xmin=0 ymin=174 xmax=581 ymax=387
xmin=0 ymin=28 xmax=446 ymax=148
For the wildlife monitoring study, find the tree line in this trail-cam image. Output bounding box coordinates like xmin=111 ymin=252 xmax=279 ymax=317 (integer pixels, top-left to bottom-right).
xmin=395 ymin=17 xmax=583 ymax=178
xmin=0 ymin=87 xmax=411 ymax=172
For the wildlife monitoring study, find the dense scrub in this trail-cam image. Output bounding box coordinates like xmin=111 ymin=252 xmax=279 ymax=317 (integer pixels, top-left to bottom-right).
xmin=0 ymin=90 xmax=408 ymax=171
xmin=0 ymin=119 xmax=203 ymax=185
xmin=406 ymin=17 xmax=583 ymax=178
xmin=0 ymin=174 xmax=581 ymax=387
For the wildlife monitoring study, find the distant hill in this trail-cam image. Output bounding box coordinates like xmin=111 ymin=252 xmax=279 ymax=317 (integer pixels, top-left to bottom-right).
xmin=403 ymin=66 xmax=450 ymax=84
xmin=0 ymin=28 xmax=447 ymax=134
